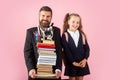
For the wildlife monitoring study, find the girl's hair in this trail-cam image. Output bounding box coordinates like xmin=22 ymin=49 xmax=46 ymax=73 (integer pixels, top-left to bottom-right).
xmin=63 ymin=13 xmax=87 ymax=40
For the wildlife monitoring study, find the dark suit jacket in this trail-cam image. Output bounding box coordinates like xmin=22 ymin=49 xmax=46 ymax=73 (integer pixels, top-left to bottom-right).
xmin=24 ymin=26 xmax=62 ymax=80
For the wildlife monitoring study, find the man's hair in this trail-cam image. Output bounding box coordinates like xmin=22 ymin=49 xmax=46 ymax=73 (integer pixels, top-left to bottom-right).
xmin=39 ymin=6 xmax=52 ymax=15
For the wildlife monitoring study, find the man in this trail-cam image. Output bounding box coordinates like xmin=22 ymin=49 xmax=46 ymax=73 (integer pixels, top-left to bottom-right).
xmin=24 ymin=6 xmax=62 ymax=80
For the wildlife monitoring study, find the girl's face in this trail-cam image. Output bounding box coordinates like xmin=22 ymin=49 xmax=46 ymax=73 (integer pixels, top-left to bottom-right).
xmin=68 ymin=16 xmax=80 ymax=32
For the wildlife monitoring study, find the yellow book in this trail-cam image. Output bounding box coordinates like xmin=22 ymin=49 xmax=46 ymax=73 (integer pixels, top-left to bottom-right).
xmin=37 ymin=64 xmax=52 ymax=68
xmin=37 ymin=72 xmax=52 ymax=75
xmin=37 ymin=50 xmax=55 ymax=54
xmin=37 ymin=70 xmax=53 ymax=73
xmin=37 ymin=68 xmax=52 ymax=71
xmin=43 ymin=40 xmax=55 ymax=44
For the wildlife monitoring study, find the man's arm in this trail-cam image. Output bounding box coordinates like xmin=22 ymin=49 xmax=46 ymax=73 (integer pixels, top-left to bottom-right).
xmin=24 ymin=29 xmax=36 ymax=72
xmin=52 ymin=27 xmax=62 ymax=71
xmin=54 ymin=27 xmax=62 ymax=78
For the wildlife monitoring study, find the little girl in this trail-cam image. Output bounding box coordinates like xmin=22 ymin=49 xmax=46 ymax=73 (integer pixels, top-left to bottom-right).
xmin=62 ymin=13 xmax=90 ymax=80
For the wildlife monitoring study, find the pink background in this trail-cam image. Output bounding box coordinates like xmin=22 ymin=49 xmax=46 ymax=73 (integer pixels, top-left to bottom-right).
xmin=0 ymin=0 xmax=120 ymax=80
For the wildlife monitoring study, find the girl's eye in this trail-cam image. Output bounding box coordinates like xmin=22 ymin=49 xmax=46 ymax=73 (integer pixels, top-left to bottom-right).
xmin=72 ymin=21 xmax=75 ymax=23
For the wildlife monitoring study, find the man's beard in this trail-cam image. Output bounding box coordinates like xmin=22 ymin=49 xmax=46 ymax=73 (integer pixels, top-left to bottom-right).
xmin=39 ymin=20 xmax=50 ymax=28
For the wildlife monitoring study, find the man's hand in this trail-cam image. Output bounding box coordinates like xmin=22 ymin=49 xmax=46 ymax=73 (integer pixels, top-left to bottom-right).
xmin=55 ymin=70 xmax=61 ymax=79
xmin=29 ymin=69 xmax=36 ymax=78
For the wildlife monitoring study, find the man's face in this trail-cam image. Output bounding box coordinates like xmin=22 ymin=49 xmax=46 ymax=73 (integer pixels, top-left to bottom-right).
xmin=39 ymin=11 xmax=52 ymax=28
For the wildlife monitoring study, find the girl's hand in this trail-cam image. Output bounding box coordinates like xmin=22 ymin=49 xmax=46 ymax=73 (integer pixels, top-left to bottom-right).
xmin=79 ymin=59 xmax=87 ymax=68
xmin=72 ymin=62 xmax=81 ymax=67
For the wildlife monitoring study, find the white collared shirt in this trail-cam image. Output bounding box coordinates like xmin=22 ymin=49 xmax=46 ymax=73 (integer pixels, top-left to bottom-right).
xmin=67 ymin=29 xmax=80 ymax=47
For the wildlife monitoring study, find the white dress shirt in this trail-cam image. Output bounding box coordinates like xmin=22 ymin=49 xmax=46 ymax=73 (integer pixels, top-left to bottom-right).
xmin=67 ymin=29 xmax=80 ymax=47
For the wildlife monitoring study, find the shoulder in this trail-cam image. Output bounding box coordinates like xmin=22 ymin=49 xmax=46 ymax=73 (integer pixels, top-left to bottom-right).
xmin=53 ymin=26 xmax=61 ymax=34
xmin=62 ymin=31 xmax=67 ymax=36
xmin=26 ymin=27 xmax=37 ymax=32
xmin=27 ymin=27 xmax=37 ymax=31
xmin=79 ymin=32 xmax=86 ymax=45
xmin=62 ymin=31 xmax=68 ymax=40
xmin=53 ymin=26 xmax=60 ymax=31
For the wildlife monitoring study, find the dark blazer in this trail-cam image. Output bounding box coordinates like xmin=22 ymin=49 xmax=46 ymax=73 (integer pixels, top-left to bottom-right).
xmin=24 ymin=26 xmax=62 ymax=80
xmin=62 ymin=31 xmax=90 ymax=76
xmin=62 ymin=31 xmax=90 ymax=64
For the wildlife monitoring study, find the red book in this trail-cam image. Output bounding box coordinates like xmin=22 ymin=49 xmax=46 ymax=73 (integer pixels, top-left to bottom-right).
xmin=37 ymin=43 xmax=55 ymax=48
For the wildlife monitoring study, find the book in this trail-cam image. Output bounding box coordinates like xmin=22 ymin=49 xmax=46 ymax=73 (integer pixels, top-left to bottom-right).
xmin=38 ymin=48 xmax=56 ymax=51
xmin=37 ymin=60 xmax=56 ymax=65
xmin=37 ymin=69 xmax=52 ymax=72
xmin=37 ymin=64 xmax=52 ymax=68
xmin=37 ymin=50 xmax=55 ymax=54
xmin=37 ymin=43 xmax=55 ymax=48
xmin=35 ymin=74 xmax=56 ymax=79
xmin=37 ymin=71 xmax=53 ymax=75
xmin=43 ymin=40 xmax=55 ymax=44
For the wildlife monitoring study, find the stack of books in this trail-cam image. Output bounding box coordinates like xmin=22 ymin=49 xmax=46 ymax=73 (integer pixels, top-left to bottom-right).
xmin=35 ymin=40 xmax=56 ymax=78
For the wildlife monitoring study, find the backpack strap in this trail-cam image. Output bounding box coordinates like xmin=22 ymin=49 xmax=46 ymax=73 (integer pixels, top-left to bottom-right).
xmin=64 ymin=32 xmax=68 ymax=42
xmin=64 ymin=32 xmax=86 ymax=45
xmin=81 ymin=33 xmax=86 ymax=45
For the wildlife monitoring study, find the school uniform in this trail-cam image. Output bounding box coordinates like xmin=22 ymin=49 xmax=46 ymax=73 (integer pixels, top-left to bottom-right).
xmin=62 ymin=30 xmax=90 ymax=76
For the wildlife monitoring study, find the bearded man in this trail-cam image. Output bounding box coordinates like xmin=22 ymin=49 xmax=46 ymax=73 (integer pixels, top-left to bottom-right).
xmin=24 ymin=6 xmax=62 ymax=80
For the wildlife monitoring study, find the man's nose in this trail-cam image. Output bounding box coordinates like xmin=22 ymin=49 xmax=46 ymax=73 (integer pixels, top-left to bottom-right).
xmin=43 ymin=16 xmax=47 ymax=20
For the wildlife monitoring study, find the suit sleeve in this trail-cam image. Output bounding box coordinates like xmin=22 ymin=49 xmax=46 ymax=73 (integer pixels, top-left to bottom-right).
xmin=24 ymin=29 xmax=36 ymax=72
xmin=54 ymin=28 xmax=62 ymax=71
xmin=62 ymin=34 xmax=75 ymax=64
xmin=83 ymin=40 xmax=90 ymax=59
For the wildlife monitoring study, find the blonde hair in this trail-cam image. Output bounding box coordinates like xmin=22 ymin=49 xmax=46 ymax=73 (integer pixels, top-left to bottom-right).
xmin=63 ymin=13 xmax=87 ymax=40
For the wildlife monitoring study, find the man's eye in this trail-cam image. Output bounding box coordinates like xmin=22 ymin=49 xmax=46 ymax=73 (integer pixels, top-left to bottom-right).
xmin=42 ymin=15 xmax=45 ymax=17
xmin=72 ymin=21 xmax=75 ymax=23
xmin=47 ymin=16 xmax=50 ymax=18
